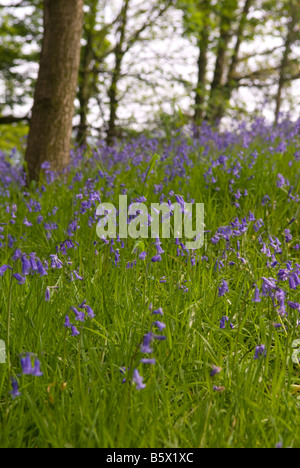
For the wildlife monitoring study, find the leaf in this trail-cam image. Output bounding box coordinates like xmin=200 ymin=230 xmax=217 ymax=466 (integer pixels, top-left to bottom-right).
xmin=0 ymin=340 xmax=6 ymax=364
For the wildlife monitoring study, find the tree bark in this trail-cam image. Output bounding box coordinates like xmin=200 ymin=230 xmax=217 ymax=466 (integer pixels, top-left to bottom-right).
xmin=215 ymin=0 xmax=253 ymax=121
xmin=25 ymin=0 xmax=84 ymax=181
xmin=77 ymin=31 xmax=95 ymax=147
xmin=205 ymin=0 xmax=237 ymax=123
xmin=194 ymin=0 xmax=210 ymax=127
xmin=106 ymin=0 xmax=130 ymax=146
xmin=76 ymin=0 xmax=99 ymax=147
xmin=275 ymin=3 xmax=298 ymax=123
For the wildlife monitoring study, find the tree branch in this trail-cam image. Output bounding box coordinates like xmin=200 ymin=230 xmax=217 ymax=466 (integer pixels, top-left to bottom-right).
xmin=0 ymin=115 xmax=29 ymax=125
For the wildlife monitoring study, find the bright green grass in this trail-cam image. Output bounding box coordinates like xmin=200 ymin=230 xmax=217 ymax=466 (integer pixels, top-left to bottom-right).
xmin=0 ymin=130 xmax=300 ymax=448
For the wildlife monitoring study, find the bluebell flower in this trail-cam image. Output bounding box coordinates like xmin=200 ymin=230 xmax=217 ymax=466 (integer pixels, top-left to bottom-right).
xmin=71 ymin=325 xmax=80 ymax=337
xmin=78 ymin=301 xmax=95 ymax=318
xmin=64 ymin=316 xmax=72 ymax=328
xmin=220 ymin=316 xmax=229 ymax=329
xmin=151 ymin=255 xmax=162 ymax=263
xmin=37 ymin=260 xmax=48 ymax=276
xmin=152 ymin=334 xmax=167 ymax=341
xmin=21 ymin=254 xmax=31 ymax=275
xmin=132 ymin=369 xmax=146 ymax=390
xmin=284 ymin=229 xmax=292 ymax=243
xmin=0 ymin=264 xmax=12 ymax=276
xmin=13 ymin=273 xmax=26 ymax=285
xmin=10 ymin=379 xmax=21 ymax=399
xmin=140 ymin=358 xmax=156 ymax=364
xmin=32 ymin=359 xmax=43 ymax=377
xmin=252 ymin=287 xmax=261 ymax=303
xmin=12 ymin=249 xmax=22 ymax=261
xmin=254 ymin=345 xmax=266 ymax=360
xmin=45 ymin=287 xmax=50 ymax=302
xmin=29 ymin=253 xmax=38 ymax=271
xmin=213 ymin=385 xmax=225 ymax=392
xmin=218 ymin=280 xmax=229 ymax=297
xmin=210 ymin=365 xmax=222 ymax=377
xmin=140 ymin=332 xmax=153 ymax=354
xmin=151 ymin=321 xmax=166 ymax=331
xmin=71 ymin=307 xmax=85 ymax=322
xmin=20 ymin=354 xmax=33 ymax=375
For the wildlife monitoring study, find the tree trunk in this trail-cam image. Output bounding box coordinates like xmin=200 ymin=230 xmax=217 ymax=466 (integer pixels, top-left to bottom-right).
xmin=25 ymin=0 xmax=84 ymax=181
xmin=215 ymin=0 xmax=253 ymax=121
xmin=77 ymin=34 xmax=94 ymax=147
xmin=106 ymin=0 xmax=130 ymax=146
xmin=194 ymin=0 xmax=210 ymax=127
xmin=206 ymin=0 xmax=237 ymax=123
xmin=275 ymin=4 xmax=298 ymax=123
xmin=76 ymin=0 xmax=99 ymax=147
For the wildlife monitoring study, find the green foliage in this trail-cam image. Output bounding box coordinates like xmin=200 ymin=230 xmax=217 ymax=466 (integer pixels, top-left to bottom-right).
xmin=0 ymin=4 xmax=42 ymax=113
xmin=0 ymin=123 xmax=28 ymax=154
xmin=1 ymin=126 xmax=300 ymax=447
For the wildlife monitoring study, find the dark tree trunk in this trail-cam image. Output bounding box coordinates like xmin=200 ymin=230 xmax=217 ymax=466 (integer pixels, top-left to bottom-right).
xmin=205 ymin=1 xmax=237 ymax=123
xmin=25 ymin=0 xmax=84 ymax=181
xmin=106 ymin=0 xmax=130 ymax=146
xmin=215 ymin=0 xmax=253 ymax=121
xmin=194 ymin=1 xmax=210 ymax=127
xmin=77 ymin=34 xmax=94 ymax=147
xmin=275 ymin=6 xmax=298 ymax=123
xmin=76 ymin=0 xmax=99 ymax=147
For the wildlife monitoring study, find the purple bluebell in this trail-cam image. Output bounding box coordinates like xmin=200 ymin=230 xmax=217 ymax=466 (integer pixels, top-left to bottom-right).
xmin=79 ymin=301 xmax=95 ymax=319
xmin=12 ymin=249 xmax=22 ymax=261
xmin=0 ymin=264 xmax=12 ymax=276
xmin=152 ymin=334 xmax=167 ymax=341
xmin=254 ymin=345 xmax=266 ymax=360
xmin=218 ymin=280 xmax=229 ymax=297
xmin=213 ymin=386 xmax=225 ymax=392
xmin=73 ymin=270 xmax=83 ymax=281
xmin=71 ymin=307 xmax=85 ymax=322
xmin=45 ymin=287 xmax=51 ymax=302
xmin=151 ymin=321 xmax=166 ymax=331
xmin=132 ymin=369 xmax=146 ymax=390
xmin=29 ymin=253 xmax=38 ymax=271
xmin=140 ymin=332 xmax=153 ymax=354
xmin=288 ymin=302 xmax=300 ymax=311
xmin=151 ymin=255 xmax=162 ymax=263
xmin=152 ymin=307 xmax=163 ymax=316
xmin=220 ymin=316 xmax=229 ymax=329
xmin=21 ymin=254 xmax=31 ymax=275
xmin=284 ymin=229 xmax=292 ymax=243
xmin=13 ymin=273 xmax=26 ymax=285
xmin=252 ymin=287 xmax=261 ymax=303
xmin=210 ymin=366 xmax=222 ymax=377
xmin=140 ymin=358 xmax=156 ymax=364
xmin=32 ymin=359 xmax=43 ymax=377
xmin=71 ymin=325 xmax=80 ymax=337
xmin=64 ymin=316 xmax=72 ymax=328
xmin=37 ymin=260 xmax=47 ymax=277
xmin=10 ymin=379 xmax=21 ymax=399
xmin=21 ymin=354 xmax=33 ymax=375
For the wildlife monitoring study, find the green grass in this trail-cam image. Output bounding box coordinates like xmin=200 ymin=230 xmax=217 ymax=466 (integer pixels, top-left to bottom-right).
xmin=0 ymin=126 xmax=300 ymax=448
